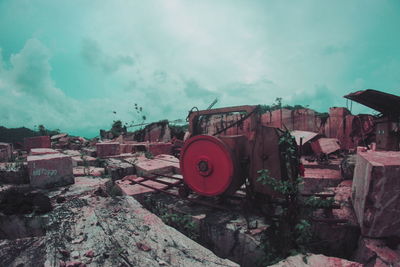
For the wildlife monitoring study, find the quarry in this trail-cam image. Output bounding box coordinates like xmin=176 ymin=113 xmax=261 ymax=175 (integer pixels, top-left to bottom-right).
xmin=0 ymin=89 xmax=400 ymax=267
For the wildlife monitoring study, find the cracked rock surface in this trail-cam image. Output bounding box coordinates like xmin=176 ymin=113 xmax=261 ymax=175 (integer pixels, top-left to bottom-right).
xmin=1 ymin=177 xmax=238 ymax=267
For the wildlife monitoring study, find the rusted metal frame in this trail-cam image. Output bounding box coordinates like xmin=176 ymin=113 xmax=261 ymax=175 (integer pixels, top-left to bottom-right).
xmin=188 ymin=105 xmax=258 ymax=135
xmin=128 ymin=177 xmax=182 ymax=197
xmin=129 ymin=176 xmax=230 ymax=210
xmin=139 ymin=175 xmax=183 ymax=187
xmin=149 ymin=173 xmax=182 ymax=181
xmin=212 ymin=107 xmax=259 ymax=136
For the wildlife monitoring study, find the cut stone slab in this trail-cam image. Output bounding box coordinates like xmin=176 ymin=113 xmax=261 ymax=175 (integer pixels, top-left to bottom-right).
xmin=24 ymin=136 xmax=51 ymax=151
xmin=30 ymin=148 xmax=58 ymax=156
xmin=148 ymin=142 xmax=173 ymax=156
xmin=50 ymin=133 xmax=68 ymax=141
xmin=81 ymin=147 xmax=96 ymax=157
xmin=62 ymin=149 xmax=81 ymax=157
xmin=105 ymin=158 xmax=135 ymax=180
xmin=302 ymin=168 xmax=342 ymax=194
xmin=270 ymin=253 xmax=362 ymax=267
xmin=27 ymin=153 xmax=74 ymax=188
xmin=352 ymin=151 xmax=400 ymax=237
xmin=311 ymin=138 xmax=341 ymax=155
xmin=96 ymin=142 xmax=120 ymax=158
xmin=154 ymin=154 xmax=181 ymax=174
xmin=71 ymin=155 xmax=97 ymax=167
xmin=73 ymin=166 xmax=105 ymax=177
xmin=135 ymin=154 xmax=180 ymax=176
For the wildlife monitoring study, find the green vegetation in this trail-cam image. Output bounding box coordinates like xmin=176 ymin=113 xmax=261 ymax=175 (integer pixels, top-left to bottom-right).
xmin=257 ymin=130 xmax=334 ymax=266
xmin=110 ymin=120 xmax=127 ymax=137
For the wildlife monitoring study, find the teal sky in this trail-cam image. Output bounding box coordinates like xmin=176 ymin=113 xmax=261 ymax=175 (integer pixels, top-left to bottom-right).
xmin=0 ymin=0 xmax=399 ymax=137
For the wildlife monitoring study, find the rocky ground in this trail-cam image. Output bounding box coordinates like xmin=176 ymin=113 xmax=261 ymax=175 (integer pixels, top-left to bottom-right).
xmin=0 ymin=176 xmax=238 ymax=267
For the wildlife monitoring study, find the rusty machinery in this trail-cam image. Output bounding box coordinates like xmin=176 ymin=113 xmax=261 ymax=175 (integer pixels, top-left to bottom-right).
xmin=179 ymin=105 xmax=298 ymax=197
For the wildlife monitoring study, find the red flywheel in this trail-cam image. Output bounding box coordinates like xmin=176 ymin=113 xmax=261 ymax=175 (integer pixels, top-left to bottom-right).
xmin=180 ymin=135 xmax=236 ymax=196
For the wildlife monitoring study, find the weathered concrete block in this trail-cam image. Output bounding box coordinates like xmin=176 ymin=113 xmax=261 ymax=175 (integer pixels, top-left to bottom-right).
xmin=27 ymin=154 xmax=74 ymax=188
xmin=24 ymin=136 xmax=51 ymax=151
xmin=352 ymin=151 xmax=400 ymax=237
xmin=96 ymin=142 xmax=120 ymax=158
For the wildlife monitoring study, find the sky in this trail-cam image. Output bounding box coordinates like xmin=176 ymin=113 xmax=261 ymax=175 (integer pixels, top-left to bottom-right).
xmin=0 ymin=0 xmax=399 ymax=137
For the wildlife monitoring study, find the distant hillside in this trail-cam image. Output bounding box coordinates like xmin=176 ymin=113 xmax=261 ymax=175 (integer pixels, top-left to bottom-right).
xmin=0 ymin=126 xmax=38 ymax=144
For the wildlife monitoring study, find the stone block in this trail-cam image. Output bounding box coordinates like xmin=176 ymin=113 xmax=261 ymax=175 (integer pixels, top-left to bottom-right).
xmin=302 ymin=168 xmax=342 ymax=194
xmin=27 ymin=153 xmax=74 ymax=188
xmin=96 ymin=142 xmax=120 ymax=158
xmin=147 ymin=142 xmax=172 ymax=156
xmin=352 ymin=151 xmax=400 ymax=237
xmin=81 ymin=147 xmax=96 ymax=157
xmin=71 ymin=155 xmax=97 ymax=167
xmin=30 ymin=148 xmax=59 ymax=156
xmin=24 ymin=136 xmax=51 ymax=151
xmin=154 ymin=154 xmax=180 ymax=174
xmin=135 ymin=155 xmax=178 ymax=176
xmin=105 ymin=158 xmax=135 ymax=180
xmin=311 ymin=138 xmax=341 ymax=155
xmin=62 ymin=150 xmax=81 ymax=157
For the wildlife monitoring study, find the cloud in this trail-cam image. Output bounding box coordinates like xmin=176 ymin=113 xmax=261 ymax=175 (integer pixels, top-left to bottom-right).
xmin=81 ymin=38 xmax=134 ymax=73
xmin=183 ymin=79 xmax=218 ymax=100
xmin=0 ymin=0 xmax=399 ymax=137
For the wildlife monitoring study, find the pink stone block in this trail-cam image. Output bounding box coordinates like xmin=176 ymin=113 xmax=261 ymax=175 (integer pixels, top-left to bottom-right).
xmin=311 ymin=138 xmax=341 ymax=155
xmin=27 ymin=153 xmax=74 ymax=188
xmin=352 ymin=151 xmax=400 ymax=237
xmin=96 ymin=142 xmax=120 ymax=158
xmin=24 ymin=136 xmax=51 ymax=151
xmin=147 ymin=142 xmax=172 ymax=156
xmin=30 ymin=148 xmax=59 ymax=155
xmin=134 ymin=154 xmax=180 ymax=176
xmin=71 ymin=155 xmax=97 ymax=167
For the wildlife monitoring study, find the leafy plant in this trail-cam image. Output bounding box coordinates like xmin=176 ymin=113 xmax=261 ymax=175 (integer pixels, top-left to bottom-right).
xmin=257 ymin=130 xmax=335 ymax=266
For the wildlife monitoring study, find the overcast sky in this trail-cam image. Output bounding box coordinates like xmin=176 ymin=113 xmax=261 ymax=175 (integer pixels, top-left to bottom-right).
xmin=0 ymin=0 xmax=399 ymax=137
